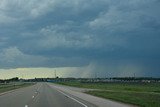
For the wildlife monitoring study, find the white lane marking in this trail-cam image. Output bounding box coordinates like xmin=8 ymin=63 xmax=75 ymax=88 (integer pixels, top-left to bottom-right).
xmin=25 ymin=105 xmax=28 ymax=107
xmin=37 ymin=84 xmax=42 ymax=92
xmin=57 ymin=90 xmax=88 ymax=107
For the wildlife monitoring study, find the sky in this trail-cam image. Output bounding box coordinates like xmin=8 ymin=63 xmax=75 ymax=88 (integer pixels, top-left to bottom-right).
xmin=0 ymin=0 xmax=160 ymax=79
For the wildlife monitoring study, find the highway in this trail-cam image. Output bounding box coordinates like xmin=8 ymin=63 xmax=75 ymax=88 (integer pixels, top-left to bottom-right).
xmin=0 ymin=83 xmax=136 ymax=107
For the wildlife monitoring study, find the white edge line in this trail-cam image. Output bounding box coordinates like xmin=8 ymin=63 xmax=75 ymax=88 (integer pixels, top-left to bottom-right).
xmin=37 ymin=84 xmax=42 ymax=91
xmin=57 ymin=90 xmax=88 ymax=107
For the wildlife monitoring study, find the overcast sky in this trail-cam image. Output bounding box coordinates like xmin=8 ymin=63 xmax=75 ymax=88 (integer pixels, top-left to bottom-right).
xmin=0 ymin=0 xmax=160 ymax=79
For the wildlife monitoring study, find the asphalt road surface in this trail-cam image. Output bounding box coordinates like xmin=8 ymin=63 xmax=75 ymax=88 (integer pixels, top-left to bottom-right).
xmin=0 ymin=83 xmax=136 ymax=107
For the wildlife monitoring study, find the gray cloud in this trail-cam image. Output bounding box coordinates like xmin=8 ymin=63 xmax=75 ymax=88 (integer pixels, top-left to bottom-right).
xmin=0 ymin=0 xmax=160 ymax=77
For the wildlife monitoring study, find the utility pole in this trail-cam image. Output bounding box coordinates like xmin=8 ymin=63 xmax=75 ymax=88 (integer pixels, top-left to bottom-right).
xmin=134 ymin=73 xmax=136 ymax=78
xmin=55 ymin=69 xmax=57 ymax=78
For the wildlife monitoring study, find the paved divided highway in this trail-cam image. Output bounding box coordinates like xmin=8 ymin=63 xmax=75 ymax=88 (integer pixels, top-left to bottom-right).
xmin=0 ymin=83 xmax=135 ymax=107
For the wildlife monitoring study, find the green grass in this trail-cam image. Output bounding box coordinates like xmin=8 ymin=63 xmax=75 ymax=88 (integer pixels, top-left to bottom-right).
xmin=86 ymin=90 xmax=160 ymax=107
xmin=0 ymin=82 xmax=35 ymax=93
xmin=57 ymin=81 xmax=160 ymax=107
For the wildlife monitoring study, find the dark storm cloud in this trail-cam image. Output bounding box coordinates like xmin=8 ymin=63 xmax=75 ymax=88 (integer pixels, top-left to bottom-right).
xmin=0 ymin=0 xmax=160 ymax=77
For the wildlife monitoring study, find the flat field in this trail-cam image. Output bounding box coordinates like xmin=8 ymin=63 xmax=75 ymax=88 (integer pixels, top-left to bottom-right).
xmin=58 ymin=81 xmax=160 ymax=107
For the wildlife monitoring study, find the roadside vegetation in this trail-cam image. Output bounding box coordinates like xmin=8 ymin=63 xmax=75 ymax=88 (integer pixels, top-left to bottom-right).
xmin=57 ymin=81 xmax=160 ymax=107
xmin=0 ymin=82 xmax=35 ymax=93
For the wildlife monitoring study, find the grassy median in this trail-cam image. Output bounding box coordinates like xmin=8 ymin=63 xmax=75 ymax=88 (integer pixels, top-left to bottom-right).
xmin=57 ymin=82 xmax=160 ymax=107
xmin=0 ymin=82 xmax=35 ymax=93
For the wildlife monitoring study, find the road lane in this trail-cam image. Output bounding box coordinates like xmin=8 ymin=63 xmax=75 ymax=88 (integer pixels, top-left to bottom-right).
xmin=29 ymin=83 xmax=90 ymax=107
xmin=0 ymin=83 xmax=39 ymax=107
xmin=0 ymin=83 xmax=95 ymax=107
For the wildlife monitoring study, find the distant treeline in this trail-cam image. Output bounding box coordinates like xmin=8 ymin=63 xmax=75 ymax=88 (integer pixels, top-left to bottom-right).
xmin=111 ymin=77 xmax=160 ymax=81
xmin=80 ymin=77 xmax=160 ymax=83
xmin=0 ymin=77 xmax=160 ymax=83
xmin=0 ymin=77 xmax=19 ymax=83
